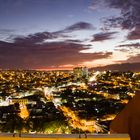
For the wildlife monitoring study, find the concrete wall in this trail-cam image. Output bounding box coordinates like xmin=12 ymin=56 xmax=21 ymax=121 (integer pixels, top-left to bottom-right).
xmin=0 ymin=134 xmax=130 ymax=140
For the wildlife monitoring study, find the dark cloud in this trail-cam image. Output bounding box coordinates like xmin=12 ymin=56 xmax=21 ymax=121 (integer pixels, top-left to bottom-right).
xmin=14 ymin=32 xmax=57 ymax=44
xmin=116 ymin=53 xmax=140 ymax=64
xmin=0 ymin=40 xmax=112 ymax=69
xmin=61 ymin=22 xmax=94 ymax=33
xmin=63 ymin=39 xmax=82 ymax=43
xmin=115 ymin=43 xmax=140 ymax=52
xmin=13 ymin=21 xmax=94 ymax=44
xmin=91 ymin=32 xmax=117 ymax=42
xmin=117 ymin=43 xmax=140 ymax=49
xmin=93 ymin=0 xmax=140 ymax=30
xmin=127 ymin=26 xmax=140 ymax=40
xmin=126 ymin=54 xmax=140 ymax=63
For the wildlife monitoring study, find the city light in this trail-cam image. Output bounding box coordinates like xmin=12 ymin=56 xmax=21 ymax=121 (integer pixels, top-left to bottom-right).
xmin=0 ymin=69 xmax=139 ymax=133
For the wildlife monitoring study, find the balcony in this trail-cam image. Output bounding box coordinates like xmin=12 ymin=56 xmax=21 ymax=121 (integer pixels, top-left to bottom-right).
xmin=0 ymin=133 xmax=130 ymax=140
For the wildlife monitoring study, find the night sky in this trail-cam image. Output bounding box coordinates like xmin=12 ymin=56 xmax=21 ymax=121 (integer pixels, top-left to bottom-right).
xmin=0 ymin=0 xmax=140 ymax=70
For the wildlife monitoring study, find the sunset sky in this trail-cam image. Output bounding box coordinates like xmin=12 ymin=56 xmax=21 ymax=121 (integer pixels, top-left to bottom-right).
xmin=0 ymin=0 xmax=140 ymax=70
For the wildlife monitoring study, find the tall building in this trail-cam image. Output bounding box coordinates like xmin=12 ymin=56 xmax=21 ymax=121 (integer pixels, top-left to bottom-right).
xmin=82 ymin=67 xmax=89 ymax=78
xmin=73 ymin=67 xmax=88 ymax=79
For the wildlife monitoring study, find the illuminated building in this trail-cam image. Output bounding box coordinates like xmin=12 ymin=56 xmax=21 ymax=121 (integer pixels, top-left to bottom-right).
xmin=73 ymin=67 xmax=88 ymax=79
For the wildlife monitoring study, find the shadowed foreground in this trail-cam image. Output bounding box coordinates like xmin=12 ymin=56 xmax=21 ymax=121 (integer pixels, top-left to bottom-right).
xmin=110 ymin=93 xmax=140 ymax=140
xmin=0 ymin=133 xmax=130 ymax=140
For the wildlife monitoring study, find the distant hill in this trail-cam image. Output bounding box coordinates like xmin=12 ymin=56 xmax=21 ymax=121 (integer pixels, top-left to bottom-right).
xmin=90 ymin=63 xmax=140 ymax=72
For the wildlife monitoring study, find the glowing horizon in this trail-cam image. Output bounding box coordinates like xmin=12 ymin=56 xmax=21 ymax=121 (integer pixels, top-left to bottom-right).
xmin=0 ymin=0 xmax=139 ymax=70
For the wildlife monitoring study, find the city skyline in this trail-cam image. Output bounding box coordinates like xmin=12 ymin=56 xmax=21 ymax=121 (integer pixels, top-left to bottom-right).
xmin=0 ymin=0 xmax=140 ymax=70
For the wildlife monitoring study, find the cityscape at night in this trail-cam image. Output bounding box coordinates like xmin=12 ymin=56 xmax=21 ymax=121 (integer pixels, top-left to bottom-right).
xmin=0 ymin=0 xmax=140 ymax=139
xmin=0 ymin=69 xmax=139 ymax=133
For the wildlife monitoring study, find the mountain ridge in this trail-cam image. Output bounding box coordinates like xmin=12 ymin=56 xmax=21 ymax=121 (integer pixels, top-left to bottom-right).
xmin=90 ymin=63 xmax=140 ymax=72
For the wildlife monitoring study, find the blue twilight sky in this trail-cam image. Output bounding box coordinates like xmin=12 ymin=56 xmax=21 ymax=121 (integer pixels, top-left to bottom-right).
xmin=0 ymin=0 xmax=140 ymax=70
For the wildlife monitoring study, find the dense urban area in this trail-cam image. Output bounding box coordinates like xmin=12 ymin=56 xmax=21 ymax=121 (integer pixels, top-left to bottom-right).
xmin=0 ymin=68 xmax=139 ymax=134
